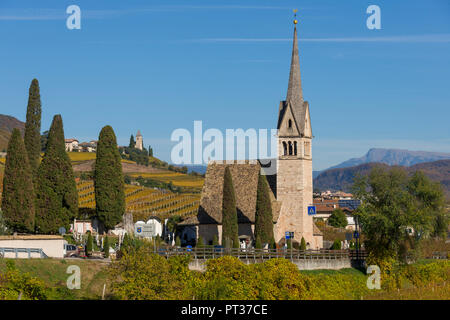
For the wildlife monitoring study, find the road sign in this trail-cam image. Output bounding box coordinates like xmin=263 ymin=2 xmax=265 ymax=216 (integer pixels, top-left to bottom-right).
xmin=285 ymin=231 xmax=294 ymax=239
xmin=307 ymin=206 xmax=316 ymax=215
xmin=58 ymin=227 xmax=66 ymax=236
xmin=353 ymin=231 xmax=359 ymax=239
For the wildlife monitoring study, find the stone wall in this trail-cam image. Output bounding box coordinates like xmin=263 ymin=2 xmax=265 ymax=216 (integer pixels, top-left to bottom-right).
xmin=188 ymin=257 xmax=351 ymax=272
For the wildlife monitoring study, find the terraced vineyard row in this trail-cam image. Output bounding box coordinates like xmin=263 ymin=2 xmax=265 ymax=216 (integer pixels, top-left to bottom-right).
xmin=76 ymin=180 xmax=200 ymax=221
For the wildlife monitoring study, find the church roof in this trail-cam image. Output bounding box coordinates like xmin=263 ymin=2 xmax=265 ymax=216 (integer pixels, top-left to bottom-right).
xmin=277 ymin=26 xmax=310 ymax=136
xmin=136 ymin=130 xmax=142 ymax=137
xmin=197 ymin=160 xmax=281 ymax=225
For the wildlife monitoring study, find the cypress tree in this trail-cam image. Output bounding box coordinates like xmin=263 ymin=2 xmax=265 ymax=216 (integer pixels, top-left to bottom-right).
xmin=254 ymin=174 xmax=274 ymax=246
xmin=300 ymin=237 xmax=307 ymax=250
xmin=86 ymin=232 xmax=93 ymax=256
xmin=1 ymin=129 xmax=35 ymax=233
xmin=129 ymin=135 xmax=135 ymax=149
xmin=24 ymin=79 xmax=42 ymax=179
xmin=35 ymin=115 xmax=78 ymax=234
xmin=212 ymin=234 xmax=218 ymax=246
xmin=103 ymin=236 xmax=110 ymax=258
xmin=94 ymin=126 xmax=125 ymax=231
xmin=221 ymin=166 xmax=239 ymax=248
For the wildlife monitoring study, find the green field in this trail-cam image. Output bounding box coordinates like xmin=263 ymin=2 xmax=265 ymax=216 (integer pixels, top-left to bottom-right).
xmin=0 ymin=258 xmax=110 ymax=300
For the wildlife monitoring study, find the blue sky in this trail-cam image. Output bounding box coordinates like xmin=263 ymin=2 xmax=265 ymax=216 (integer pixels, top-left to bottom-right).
xmin=0 ymin=0 xmax=449 ymax=170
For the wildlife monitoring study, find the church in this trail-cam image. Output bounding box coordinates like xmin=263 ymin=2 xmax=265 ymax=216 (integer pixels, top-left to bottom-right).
xmin=181 ymin=21 xmax=323 ymax=249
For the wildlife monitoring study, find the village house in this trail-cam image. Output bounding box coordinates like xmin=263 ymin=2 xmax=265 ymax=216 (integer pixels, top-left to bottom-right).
xmin=65 ymin=138 xmax=79 ymax=152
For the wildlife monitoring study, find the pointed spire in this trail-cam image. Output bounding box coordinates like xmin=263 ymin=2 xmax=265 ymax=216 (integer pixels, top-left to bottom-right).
xmin=286 ymin=24 xmax=303 ymax=105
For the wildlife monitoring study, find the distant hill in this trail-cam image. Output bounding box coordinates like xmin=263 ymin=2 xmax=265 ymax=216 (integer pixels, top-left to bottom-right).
xmin=328 ymin=148 xmax=450 ymax=170
xmin=0 ymin=114 xmax=25 ymax=151
xmin=313 ymin=159 xmax=450 ymax=199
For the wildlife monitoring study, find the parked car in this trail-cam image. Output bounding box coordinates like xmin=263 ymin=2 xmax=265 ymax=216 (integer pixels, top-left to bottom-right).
xmin=64 ymin=244 xmax=78 ymax=257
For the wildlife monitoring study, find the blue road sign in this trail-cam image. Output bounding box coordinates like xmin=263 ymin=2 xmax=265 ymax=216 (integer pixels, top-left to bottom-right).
xmin=353 ymin=231 xmax=359 ymax=239
xmin=285 ymin=231 xmax=290 ymax=239
xmin=308 ymin=206 xmax=316 ymax=216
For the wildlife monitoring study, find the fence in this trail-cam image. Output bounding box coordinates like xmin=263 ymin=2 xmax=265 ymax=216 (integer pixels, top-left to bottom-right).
xmin=154 ymin=247 xmax=366 ymax=261
xmin=0 ymin=247 xmax=49 ymax=259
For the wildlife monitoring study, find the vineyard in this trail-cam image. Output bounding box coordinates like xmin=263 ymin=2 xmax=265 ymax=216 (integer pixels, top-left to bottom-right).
xmin=76 ymin=180 xmax=200 ymax=222
xmin=130 ymin=172 xmax=204 ymax=188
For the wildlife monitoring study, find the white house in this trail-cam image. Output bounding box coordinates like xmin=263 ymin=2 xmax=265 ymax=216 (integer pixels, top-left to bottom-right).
xmin=0 ymin=235 xmax=65 ymax=259
xmin=65 ymin=138 xmax=79 ymax=152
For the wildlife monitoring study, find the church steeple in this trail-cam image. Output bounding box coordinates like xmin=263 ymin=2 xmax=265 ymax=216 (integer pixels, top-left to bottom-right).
xmin=277 ymin=16 xmax=309 ymax=135
xmin=286 ymin=22 xmax=303 ymax=106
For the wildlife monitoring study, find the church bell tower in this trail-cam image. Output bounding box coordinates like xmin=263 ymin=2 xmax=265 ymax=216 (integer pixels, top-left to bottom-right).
xmin=274 ymin=16 xmax=321 ymax=248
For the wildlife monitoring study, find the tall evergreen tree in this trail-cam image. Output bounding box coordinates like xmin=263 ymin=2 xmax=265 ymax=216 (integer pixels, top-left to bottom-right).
xmin=35 ymin=115 xmax=78 ymax=234
xmin=129 ymin=135 xmax=135 ymax=149
xmin=221 ymin=166 xmax=239 ymax=248
xmin=1 ymin=129 xmax=35 ymax=233
xmin=24 ymin=79 xmax=42 ymax=178
xmin=94 ymin=126 xmax=125 ymax=230
xmin=254 ymin=174 xmax=274 ymax=246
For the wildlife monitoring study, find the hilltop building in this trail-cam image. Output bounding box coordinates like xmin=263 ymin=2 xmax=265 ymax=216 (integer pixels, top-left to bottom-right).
xmin=65 ymin=138 xmax=79 ymax=152
xmin=181 ymin=21 xmax=323 ymax=249
xmin=135 ymin=130 xmax=143 ymax=151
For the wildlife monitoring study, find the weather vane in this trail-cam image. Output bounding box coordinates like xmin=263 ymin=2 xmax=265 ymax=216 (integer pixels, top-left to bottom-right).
xmin=293 ymin=9 xmax=298 ymax=25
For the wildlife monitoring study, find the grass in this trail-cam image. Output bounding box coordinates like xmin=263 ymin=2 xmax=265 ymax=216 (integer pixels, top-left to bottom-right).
xmin=0 ymin=258 xmax=109 ymax=300
xmin=301 ymin=267 xmax=366 ymax=276
xmin=365 ymin=282 xmax=450 ymax=300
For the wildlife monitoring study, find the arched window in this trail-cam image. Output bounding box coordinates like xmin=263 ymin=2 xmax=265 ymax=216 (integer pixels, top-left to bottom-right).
xmin=294 ymin=141 xmax=297 ymax=155
xmin=288 ymin=141 xmax=293 ymax=156
xmin=288 ymin=119 xmax=292 ymax=128
xmin=282 ymin=141 xmax=287 ymax=156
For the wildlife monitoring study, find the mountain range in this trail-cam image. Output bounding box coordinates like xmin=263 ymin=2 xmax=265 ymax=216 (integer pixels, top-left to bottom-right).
xmin=313 ymin=148 xmax=450 ymax=178
xmin=313 ymin=159 xmax=450 ymax=199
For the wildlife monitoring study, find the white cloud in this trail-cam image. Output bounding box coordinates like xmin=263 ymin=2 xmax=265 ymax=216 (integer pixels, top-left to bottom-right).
xmin=190 ymin=34 xmax=450 ymax=43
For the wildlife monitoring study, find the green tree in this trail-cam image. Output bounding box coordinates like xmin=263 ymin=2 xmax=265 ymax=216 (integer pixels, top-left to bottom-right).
xmin=328 ymin=208 xmax=348 ymax=229
xmin=86 ymin=232 xmax=93 ymax=256
xmin=0 ymin=209 xmax=9 ymax=235
xmin=330 ymin=239 xmax=341 ymax=250
xmin=175 ymin=236 xmax=181 ymax=247
xmin=300 ymin=237 xmax=307 ymax=250
xmin=197 ymin=236 xmax=204 ymax=248
xmin=94 ymin=126 xmax=125 ymax=231
xmin=24 ymin=79 xmax=42 ymax=179
xmin=254 ymin=174 xmax=274 ymax=246
xmin=221 ymin=167 xmax=239 ymax=248
xmin=352 ymin=166 xmax=448 ymax=262
xmin=212 ymin=234 xmax=219 ymax=246
xmin=35 ymin=115 xmax=78 ymax=234
xmin=1 ymin=129 xmax=35 ymax=233
xmin=129 ymin=135 xmax=135 ymax=149
xmin=104 ymin=236 xmax=110 ymax=258
xmin=148 ymin=146 xmax=153 ymax=157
